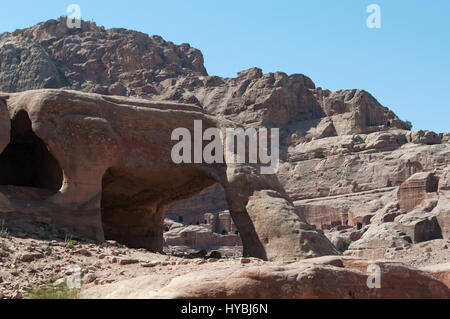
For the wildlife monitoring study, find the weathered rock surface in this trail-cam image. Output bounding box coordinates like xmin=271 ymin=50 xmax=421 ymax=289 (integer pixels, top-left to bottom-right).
xmin=0 ymin=89 xmax=337 ymax=261
xmin=421 ymin=263 xmax=450 ymax=288
xmin=81 ymin=256 xmax=450 ymax=299
xmin=0 ymin=19 xmax=206 ymax=94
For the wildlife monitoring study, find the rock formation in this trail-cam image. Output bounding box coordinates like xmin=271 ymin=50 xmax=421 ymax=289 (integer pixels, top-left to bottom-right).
xmin=0 ymin=89 xmax=338 ymax=261
xmin=0 ymin=18 xmax=449 ymax=299
xmin=0 ymin=19 xmax=206 ymax=94
xmin=82 ymin=256 xmax=450 ymax=299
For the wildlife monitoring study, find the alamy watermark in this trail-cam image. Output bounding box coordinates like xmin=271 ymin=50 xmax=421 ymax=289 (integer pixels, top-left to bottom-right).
xmin=366 ymin=4 xmax=381 ymax=29
xmin=366 ymin=263 xmax=381 ymax=289
xmin=66 ymin=264 xmax=82 ymax=289
xmin=66 ymin=4 xmax=81 ymax=29
xmin=171 ymin=121 xmax=279 ymax=174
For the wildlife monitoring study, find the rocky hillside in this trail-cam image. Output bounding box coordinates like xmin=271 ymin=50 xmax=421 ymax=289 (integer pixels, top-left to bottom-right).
xmin=0 ymin=18 xmax=206 ymax=94
xmin=0 ymin=18 xmax=406 ymax=130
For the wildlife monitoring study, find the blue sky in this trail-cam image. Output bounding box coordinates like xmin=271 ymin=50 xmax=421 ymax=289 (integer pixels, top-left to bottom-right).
xmin=0 ymin=0 xmax=449 ymax=132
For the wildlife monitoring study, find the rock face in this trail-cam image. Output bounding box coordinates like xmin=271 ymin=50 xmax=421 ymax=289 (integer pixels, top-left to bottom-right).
xmin=0 ymin=89 xmax=338 ymax=261
xmin=421 ymin=263 xmax=450 ymax=288
xmin=0 ymin=96 xmax=9 ymax=152
xmin=81 ymin=256 xmax=450 ymax=299
xmin=0 ymin=19 xmax=206 ymax=94
xmin=165 ymin=184 xmax=228 ymax=219
xmin=398 ymin=172 xmax=439 ymax=212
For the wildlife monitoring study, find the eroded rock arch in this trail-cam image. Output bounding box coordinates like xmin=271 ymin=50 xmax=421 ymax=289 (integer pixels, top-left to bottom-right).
xmin=0 ymin=89 xmax=338 ymax=261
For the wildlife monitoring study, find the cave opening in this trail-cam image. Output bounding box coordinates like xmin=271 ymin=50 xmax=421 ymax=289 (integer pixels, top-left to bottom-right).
xmin=0 ymin=110 xmax=63 ymax=195
xmin=100 ymin=166 xmax=241 ymax=255
xmin=164 ymin=182 xmax=243 ymax=257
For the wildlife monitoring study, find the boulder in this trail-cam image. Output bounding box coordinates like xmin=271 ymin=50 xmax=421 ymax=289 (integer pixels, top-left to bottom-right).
xmin=394 ymin=210 xmax=443 ymax=243
xmin=81 ymin=256 xmax=450 ymax=299
xmin=347 ymin=223 xmax=411 ymax=259
xmin=398 ymin=172 xmax=439 ymax=212
xmin=410 ymin=130 xmax=442 ymax=145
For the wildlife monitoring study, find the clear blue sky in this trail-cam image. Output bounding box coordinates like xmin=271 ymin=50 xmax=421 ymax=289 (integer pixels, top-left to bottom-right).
xmin=1 ymin=0 xmax=449 ymax=132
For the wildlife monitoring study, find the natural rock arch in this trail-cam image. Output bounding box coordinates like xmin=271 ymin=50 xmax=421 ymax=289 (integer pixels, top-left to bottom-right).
xmin=0 ymin=89 xmax=338 ymax=261
xmin=100 ymin=165 xmax=217 ymax=251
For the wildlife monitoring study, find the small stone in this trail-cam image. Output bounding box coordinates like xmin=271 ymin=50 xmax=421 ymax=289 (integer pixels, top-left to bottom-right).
xmin=193 ymin=259 xmax=205 ymax=265
xmin=11 ymin=291 xmax=22 ymax=299
xmin=118 ymin=258 xmax=139 ymax=266
xmin=240 ymin=258 xmax=251 ymax=264
xmin=106 ymin=240 xmax=118 ymax=247
xmin=106 ymin=256 xmax=118 ymax=264
xmin=54 ymin=278 xmax=66 ymax=286
xmin=74 ymin=248 xmax=91 ymax=257
xmin=207 ymin=251 xmax=222 ymax=259
xmin=141 ymin=261 xmax=160 ymax=268
xmin=19 ymin=254 xmax=36 ymax=262
xmin=84 ymin=274 xmax=97 ymax=284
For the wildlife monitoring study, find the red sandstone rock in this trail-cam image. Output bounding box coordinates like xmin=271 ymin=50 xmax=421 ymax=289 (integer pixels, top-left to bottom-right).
xmin=398 ymin=172 xmax=439 ymax=212
xmin=82 ymin=256 xmax=450 ymax=299
xmin=421 ymin=263 xmax=450 ymax=288
xmin=0 ymin=89 xmax=337 ymax=261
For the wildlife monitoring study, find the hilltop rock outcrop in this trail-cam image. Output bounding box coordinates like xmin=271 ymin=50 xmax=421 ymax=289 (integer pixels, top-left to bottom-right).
xmin=0 ymin=19 xmax=206 ymax=94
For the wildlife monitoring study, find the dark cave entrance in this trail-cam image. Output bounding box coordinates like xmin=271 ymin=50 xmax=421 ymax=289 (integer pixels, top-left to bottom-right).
xmin=100 ymin=166 xmax=229 ymax=253
xmin=0 ymin=110 xmax=63 ymax=194
xmin=100 ymin=166 xmax=243 ymax=257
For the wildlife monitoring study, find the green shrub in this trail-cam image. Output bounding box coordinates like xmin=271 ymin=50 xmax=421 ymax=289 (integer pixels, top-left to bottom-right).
xmin=0 ymin=220 xmax=9 ymax=238
xmin=26 ymin=284 xmax=80 ymax=299
xmin=65 ymin=235 xmax=77 ymax=249
xmin=65 ymin=240 xmax=77 ymax=249
xmin=404 ymin=120 xmax=413 ymax=130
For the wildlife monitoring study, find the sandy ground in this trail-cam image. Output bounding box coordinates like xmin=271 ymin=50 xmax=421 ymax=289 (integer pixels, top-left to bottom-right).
xmin=0 ymin=233 xmax=448 ymax=299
